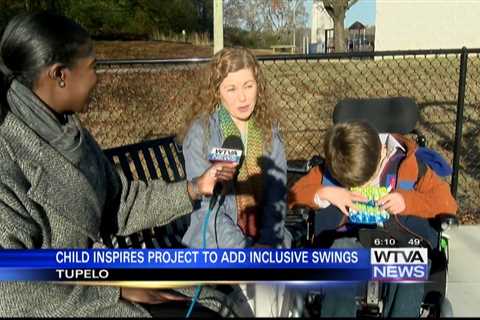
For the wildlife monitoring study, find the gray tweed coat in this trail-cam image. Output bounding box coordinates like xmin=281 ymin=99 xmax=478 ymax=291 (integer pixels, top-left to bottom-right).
xmin=0 ymin=112 xmax=194 ymax=317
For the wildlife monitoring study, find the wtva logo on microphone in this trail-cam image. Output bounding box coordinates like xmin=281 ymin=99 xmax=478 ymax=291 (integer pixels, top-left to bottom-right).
xmin=371 ymin=248 xmax=428 ymax=281
xmin=208 ymin=147 xmax=243 ymax=164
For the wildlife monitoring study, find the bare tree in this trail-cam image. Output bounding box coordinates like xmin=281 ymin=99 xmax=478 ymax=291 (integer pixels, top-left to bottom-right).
xmin=264 ymin=0 xmax=305 ymax=34
xmin=224 ymin=0 xmax=266 ymax=32
xmin=223 ymin=0 xmax=306 ymax=46
xmin=319 ymin=0 xmax=359 ymax=52
xmin=224 ymin=0 xmax=244 ymax=29
xmin=224 ymin=0 xmax=306 ymax=34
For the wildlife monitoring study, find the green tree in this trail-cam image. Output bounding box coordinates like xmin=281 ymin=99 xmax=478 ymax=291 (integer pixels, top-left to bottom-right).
xmin=1 ymin=0 xmax=69 ymax=31
xmin=193 ymin=0 xmax=213 ymax=35
xmin=132 ymin=0 xmax=207 ymax=36
xmin=1 ymin=0 xmax=214 ymax=40
xmin=23 ymin=0 xmax=67 ymax=12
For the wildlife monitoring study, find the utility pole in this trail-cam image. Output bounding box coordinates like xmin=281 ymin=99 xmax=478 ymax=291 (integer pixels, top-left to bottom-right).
xmin=292 ymin=2 xmax=296 ymax=50
xmin=213 ymin=0 xmax=224 ymax=54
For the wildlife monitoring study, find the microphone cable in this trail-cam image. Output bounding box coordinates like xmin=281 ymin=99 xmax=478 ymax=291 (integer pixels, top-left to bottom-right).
xmin=185 ymin=200 xmax=215 ymax=317
xmin=186 ymin=135 xmax=243 ymax=317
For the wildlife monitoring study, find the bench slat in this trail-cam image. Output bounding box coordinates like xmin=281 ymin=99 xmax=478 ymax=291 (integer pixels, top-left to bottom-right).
xmin=142 ymin=147 xmax=159 ymax=180
xmin=152 ymin=145 xmax=173 ymax=183
xmin=163 ymin=143 xmax=183 ymax=182
xmin=130 ymin=151 xmax=147 ymax=182
xmin=117 ymin=153 xmax=134 ymax=181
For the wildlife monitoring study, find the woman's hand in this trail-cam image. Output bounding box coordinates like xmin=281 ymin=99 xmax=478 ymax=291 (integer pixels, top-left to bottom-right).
xmin=120 ymin=288 xmax=189 ymax=304
xmin=187 ymin=162 xmax=238 ymax=200
xmin=316 ymin=186 xmax=368 ymax=216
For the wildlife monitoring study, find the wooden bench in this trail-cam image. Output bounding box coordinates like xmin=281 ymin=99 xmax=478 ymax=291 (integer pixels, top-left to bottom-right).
xmin=102 ymin=135 xmax=308 ymax=249
xmin=271 ymin=44 xmax=296 ymax=54
xmin=102 ymin=136 xmax=189 ymax=249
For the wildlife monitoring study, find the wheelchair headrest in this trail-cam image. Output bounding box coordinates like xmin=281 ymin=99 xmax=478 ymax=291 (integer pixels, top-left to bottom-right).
xmin=333 ymin=97 xmax=419 ymax=134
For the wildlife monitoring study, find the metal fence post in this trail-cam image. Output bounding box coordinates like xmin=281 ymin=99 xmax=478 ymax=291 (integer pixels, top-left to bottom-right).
xmin=451 ymin=47 xmax=468 ymax=198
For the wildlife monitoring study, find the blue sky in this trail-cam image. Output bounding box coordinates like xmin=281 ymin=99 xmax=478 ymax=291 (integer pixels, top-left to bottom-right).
xmin=345 ymin=0 xmax=376 ymax=27
xmin=306 ymin=0 xmax=376 ymax=28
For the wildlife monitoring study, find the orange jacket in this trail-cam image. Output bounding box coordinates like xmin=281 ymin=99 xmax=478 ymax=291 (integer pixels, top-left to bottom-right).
xmin=288 ymin=135 xmax=457 ymax=219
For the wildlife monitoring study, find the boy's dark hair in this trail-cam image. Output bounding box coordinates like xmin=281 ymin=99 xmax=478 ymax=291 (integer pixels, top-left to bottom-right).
xmin=0 ymin=11 xmax=92 ymax=122
xmin=324 ymin=120 xmax=382 ymax=188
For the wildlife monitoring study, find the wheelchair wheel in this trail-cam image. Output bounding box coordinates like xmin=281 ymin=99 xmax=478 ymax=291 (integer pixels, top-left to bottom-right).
xmin=302 ymin=291 xmax=322 ymax=318
xmin=420 ymin=293 xmax=454 ymax=318
xmin=440 ymin=297 xmax=453 ymax=317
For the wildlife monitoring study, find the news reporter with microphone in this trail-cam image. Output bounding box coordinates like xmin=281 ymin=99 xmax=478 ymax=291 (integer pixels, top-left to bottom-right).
xmin=181 ymin=47 xmax=290 ymax=250
xmin=0 ymin=12 xmax=238 ymax=317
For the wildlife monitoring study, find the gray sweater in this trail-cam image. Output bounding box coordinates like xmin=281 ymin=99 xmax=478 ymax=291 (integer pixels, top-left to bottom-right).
xmin=0 ymin=112 xmax=193 ymax=317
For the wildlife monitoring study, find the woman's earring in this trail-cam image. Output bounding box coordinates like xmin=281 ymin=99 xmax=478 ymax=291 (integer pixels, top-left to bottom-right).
xmin=59 ymin=80 xmax=65 ymax=88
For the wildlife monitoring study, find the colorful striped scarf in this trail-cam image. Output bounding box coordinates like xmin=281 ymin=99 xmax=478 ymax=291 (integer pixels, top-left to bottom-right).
xmin=218 ymin=105 xmax=263 ymax=238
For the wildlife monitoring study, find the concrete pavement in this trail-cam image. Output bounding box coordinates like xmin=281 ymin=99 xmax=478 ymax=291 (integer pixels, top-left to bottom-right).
xmin=445 ymin=225 xmax=480 ymax=317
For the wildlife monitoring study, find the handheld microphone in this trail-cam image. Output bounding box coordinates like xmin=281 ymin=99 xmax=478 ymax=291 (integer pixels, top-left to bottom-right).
xmin=208 ymin=135 xmax=244 ymax=210
xmin=189 ymin=135 xmax=243 ymax=316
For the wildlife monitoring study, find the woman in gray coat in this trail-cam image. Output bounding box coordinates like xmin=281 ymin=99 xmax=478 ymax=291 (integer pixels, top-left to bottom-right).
xmin=0 ymin=12 xmax=237 ymax=317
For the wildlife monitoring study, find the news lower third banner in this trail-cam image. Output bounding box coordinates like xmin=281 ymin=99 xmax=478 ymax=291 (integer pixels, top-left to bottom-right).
xmin=0 ymin=248 xmax=428 ymax=282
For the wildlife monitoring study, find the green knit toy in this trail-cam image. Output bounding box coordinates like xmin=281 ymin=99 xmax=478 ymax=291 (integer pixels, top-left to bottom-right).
xmin=349 ymin=186 xmax=390 ymax=224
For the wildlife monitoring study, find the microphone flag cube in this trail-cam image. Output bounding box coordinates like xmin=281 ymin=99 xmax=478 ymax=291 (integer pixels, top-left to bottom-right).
xmin=208 ymin=147 xmax=243 ymax=164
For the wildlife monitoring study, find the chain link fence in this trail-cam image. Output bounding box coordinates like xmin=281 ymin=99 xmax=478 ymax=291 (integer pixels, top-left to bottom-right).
xmin=80 ymin=48 xmax=480 ymax=223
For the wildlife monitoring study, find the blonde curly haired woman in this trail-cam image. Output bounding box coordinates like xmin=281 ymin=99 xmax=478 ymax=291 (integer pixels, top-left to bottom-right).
xmin=180 ymin=47 xmax=294 ymax=317
xmin=181 ymin=47 xmax=290 ymax=249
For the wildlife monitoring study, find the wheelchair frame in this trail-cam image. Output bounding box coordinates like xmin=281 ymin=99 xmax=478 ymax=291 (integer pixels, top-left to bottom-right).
xmin=294 ymin=96 xmax=458 ymax=318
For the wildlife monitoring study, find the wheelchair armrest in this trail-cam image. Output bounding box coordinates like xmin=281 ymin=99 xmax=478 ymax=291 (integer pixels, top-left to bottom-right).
xmin=307 ymin=155 xmax=324 ymax=171
xmin=287 ymin=156 xmax=325 ymax=174
xmin=288 ymin=206 xmax=311 ymax=221
xmin=429 ymin=213 xmax=459 ymax=232
xmin=287 ymin=159 xmax=310 ymax=174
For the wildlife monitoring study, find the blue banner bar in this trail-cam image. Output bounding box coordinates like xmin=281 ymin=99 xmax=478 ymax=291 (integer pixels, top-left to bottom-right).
xmin=0 ymin=248 xmax=370 ymax=269
xmin=0 ymin=249 xmax=428 ymax=282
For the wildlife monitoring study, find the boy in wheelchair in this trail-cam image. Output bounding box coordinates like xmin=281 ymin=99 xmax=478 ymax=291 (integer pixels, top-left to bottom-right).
xmin=288 ymin=120 xmax=457 ymax=317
